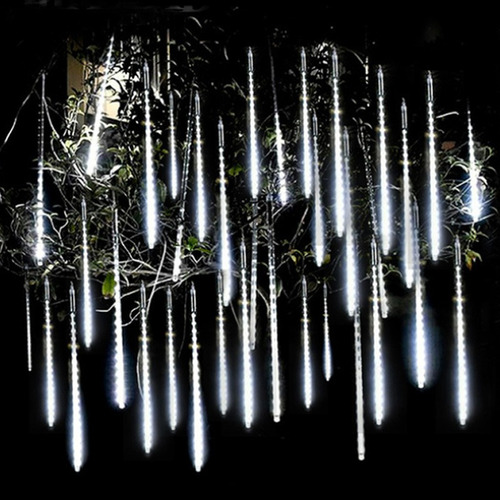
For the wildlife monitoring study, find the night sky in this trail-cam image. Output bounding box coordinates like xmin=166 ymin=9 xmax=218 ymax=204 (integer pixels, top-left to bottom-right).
xmin=2 ymin=2 xmax=499 ymax=495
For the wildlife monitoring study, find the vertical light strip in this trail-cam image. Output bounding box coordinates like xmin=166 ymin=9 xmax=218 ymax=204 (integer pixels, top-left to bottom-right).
xmin=218 ymin=118 xmax=233 ymax=306
xmin=377 ymin=244 xmax=389 ymax=319
xmin=467 ymin=108 xmax=482 ymax=222
xmin=312 ymin=112 xmax=325 ymax=267
xmin=401 ymin=99 xmax=414 ymax=288
xmin=371 ymin=237 xmax=385 ymax=426
xmin=166 ymin=286 xmax=178 ymax=431
xmin=143 ymin=62 xmax=158 ymax=249
xmin=112 ymin=208 xmax=126 ymax=409
xmin=81 ymin=198 xmax=93 ymax=348
xmin=300 ymin=47 xmax=312 ymax=198
xmin=377 ymin=66 xmax=391 ymax=255
xmin=169 ymin=91 xmax=179 ymax=200
xmin=44 ymin=276 xmax=56 ymax=428
xmin=249 ymin=205 xmax=258 ymax=350
xmin=86 ymin=36 xmax=114 ymax=176
xmin=69 ymin=282 xmax=84 ymax=472
xmin=344 ymin=129 xmax=359 ymax=317
xmin=353 ymin=308 xmax=366 ymax=461
xmin=302 ymin=276 xmax=313 ymax=410
xmin=194 ymin=91 xmax=207 ymax=242
xmin=331 ymin=47 xmax=345 ymax=237
xmin=190 ymin=283 xmax=207 ymax=471
xmin=240 ymin=240 xmax=254 ymax=429
xmin=25 ymin=276 xmax=33 ymax=372
xmin=34 ymin=72 xmax=46 ymax=266
xmin=454 ymin=237 xmax=469 ymax=426
xmin=140 ymin=282 xmax=153 ymax=454
xmin=216 ymin=272 xmax=229 ymax=416
xmin=426 ymin=72 xmax=441 ymax=261
xmin=322 ymin=283 xmax=333 ymax=382
xmin=267 ymin=201 xmax=281 ymax=422
xmin=247 ymin=47 xmax=260 ymax=200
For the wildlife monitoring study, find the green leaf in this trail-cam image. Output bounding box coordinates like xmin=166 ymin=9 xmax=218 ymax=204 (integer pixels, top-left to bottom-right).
xmin=228 ymin=164 xmax=244 ymax=177
xmin=102 ymin=272 xmax=116 ymax=299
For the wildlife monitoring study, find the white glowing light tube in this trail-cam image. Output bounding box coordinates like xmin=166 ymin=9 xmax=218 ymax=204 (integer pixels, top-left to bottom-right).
xmin=143 ymin=63 xmax=158 ymax=249
xmin=218 ymin=118 xmax=233 ymax=306
xmin=172 ymin=223 xmax=184 ymax=282
xmin=413 ymin=218 xmax=427 ymax=389
xmin=267 ymin=207 xmax=282 ymax=422
xmin=426 ymin=72 xmax=441 ymax=261
xmin=34 ymin=72 xmax=46 ymax=266
xmin=25 ymin=277 xmax=32 ymax=372
xmin=322 ymin=283 xmax=332 ymax=382
xmin=247 ymin=48 xmax=260 ymax=200
xmin=353 ymin=308 xmax=366 ymax=461
xmin=140 ymin=282 xmax=153 ymax=454
xmin=189 ymin=283 xmax=207 ymax=471
xmin=216 ymin=273 xmax=229 ymax=416
xmin=249 ymin=205 xmax=258 ymax=350
xmin=467 ymin=109 xmax=482 ymax=222
xmin=44 ymin=276 xmax=56 ymax=428
xmin=112 ymin=209 xmax=126 ymax=409
xmin=169 ymin=91 xmax=179 ymax=199
xmin=371 ymin=237 xmax=385 ymax=426
xmin=331 ymin=47 xmax=345 ymax=237
xmin=194 ymin=91 xmax=207 ymax=242
xmin=377 ymin=66 xmax=391 ymax=255
xmin=69 ymin=282 xmax=85 ymax=472
xmin=302 ymin=276 xmax=313 ymax=409
xmin=312 ymin=112 xmax=325 ymax=267
xmin=344 ymin=129 xmax=359 ymax=317
xmin=454 ymin=237 xmax=469 ymax=426
xmin=86 ymin=36 xmax=114 ymax=176
xmin=81 ymin=199 xmax=93 ymax=348
xmin=166 ymin=287 xmax=178 ymax=431
xmin=377 ymin=243 xmax=389 ymax=319
xmin=275 ymin=110 xmax=288 ymax=205
xmin=240 ymin=240 xmax=255 ymax=428
xmin=300 ymin=48 xmax=312 ymax=198
xmin=401 ymin=99 xmax=414 ymax=289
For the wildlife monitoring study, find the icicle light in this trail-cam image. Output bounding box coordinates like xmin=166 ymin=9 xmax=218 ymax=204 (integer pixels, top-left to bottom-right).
xmin=166 ymin=287 xmax=178 ymax=431
xmin=80 ymin=199 xmax=93 ymax=349
xmin=44 ymin=276 xmax=56 ymax=428
xmin=300 ymin=47 xmax=313 ymax=198
xmin=25 ymin=276 xmax=32 ymax=372
xmin=247 ymin=47 xmax=260 ymax=200
xmin=140 ymin=282 xmax=153 ymax=454
xmin=322 ymin=283 xmax=333 ymax=382
xmin=467 ymin=108 xmax=482 ymax=222
xmin=312 ymin=112 xmax=325 ymax=267
xmin=169 ymin=91 xmax=179 ymax=200
xmin=302 ymin=276 xmax=313 ymax=410
xmin=194 ymin=91 xmax=207 ymax=242
xmin=353 ymin=308 xmax=366 ymax=461
xmin=216 ymin=272 xmax=229 ymax=417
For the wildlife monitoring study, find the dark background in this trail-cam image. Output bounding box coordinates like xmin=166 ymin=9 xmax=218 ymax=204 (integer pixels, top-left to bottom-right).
xmin=1 ymin=2 xmax=498 ymax=495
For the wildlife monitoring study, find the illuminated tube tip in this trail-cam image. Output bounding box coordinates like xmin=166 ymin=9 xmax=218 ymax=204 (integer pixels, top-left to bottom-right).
xmin=247 ymin=47 xmax=254 ymax=72
xmin=332 ymin=47 xmax=339 ymax=78
xmin=218 ymin=116 xmax=224 ymax=147
xmin=300 ymin=47 xmax=307 ymax=72
xmin=69 ymin=281 xmax=76 ymax=313
xmin=194 ymin=90 xmax=201 ymax=117
xmin=401 ymin=99 xmax=408 ymax=130
xmin=426 ymin=71 xmax=434 ymax=102
xmin=377 ymin=65 xmax=384 ymax=97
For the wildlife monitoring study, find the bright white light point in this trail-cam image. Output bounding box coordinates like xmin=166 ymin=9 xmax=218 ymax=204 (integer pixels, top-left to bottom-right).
xmin=331 ymin=47 xmax=345 ymax=237
xmin=312 ymin=112 xmax=325 ymax=267
xmin=302 ymin=276 xmax=313 ymax=410
xmin=140 ymin=282 xmax=153 ymax=454
xmin=25 ymin=278 xmax=32 ymax=372
xmin=454 ymin=237 xmax=469 ymax=426
xmin=322 ymin=283 xmax=332 ymax=382
xmin=268 ymin=209 xmax=282 ymax=422
xmin=44 ymin=276 xmax=56 ymax=428
xmin=377 ymin=66 xmax=391 ymax=255
xmin=216 ymin=273 xmax=229 ymax=416
xmin=353 ymin=308 xmax=366 ymax=461
xmin=467 ymin=109 xmax=482 ymax=222
xmin=86 ymin=36 xmax=114 ymax=176
xmin=81 ymin=199 xmax=93 ymax=349
xmin=166 ymin=287 xmax=178 ymax=431
xmin=194 ymin=91 xmax=207 ymax=242
xmin=169 ymin=91 xmax=179 ymax=199
xmin=240 ymin=240 xmax=255 ymax=428
xmin=344 ymin=129 xmax=359 ymax=317
xmin=34 ymin=72 xmax=46 ymax=266
xmin=426 ymin=72 xmax=441 ymax=261
xmin=218 ymin=118 xmax=233 ymax=306
xmin=143 ymin=64 xmax=158 ymax=249
xmin=413 ymin=221 xmax=428 ymax=389
xmin=401 ymin=99 xmax=414 ymax=288
xmin=371 ymin=238 xmax=385 ymax=426
xmin=69 ymin=282 xmax=85 ymax=472
xmin=112 ymin=209 xmax=127 ymax=409
xmin=300 ymin=47 xmax=312 ymax=198
xmin=247 ymin=47 xmax=260 ymax=200
xmin=190 ymin=283 xmax=207 ymax=471
xmin=172 ymin=223 xmax=184 ymax=282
